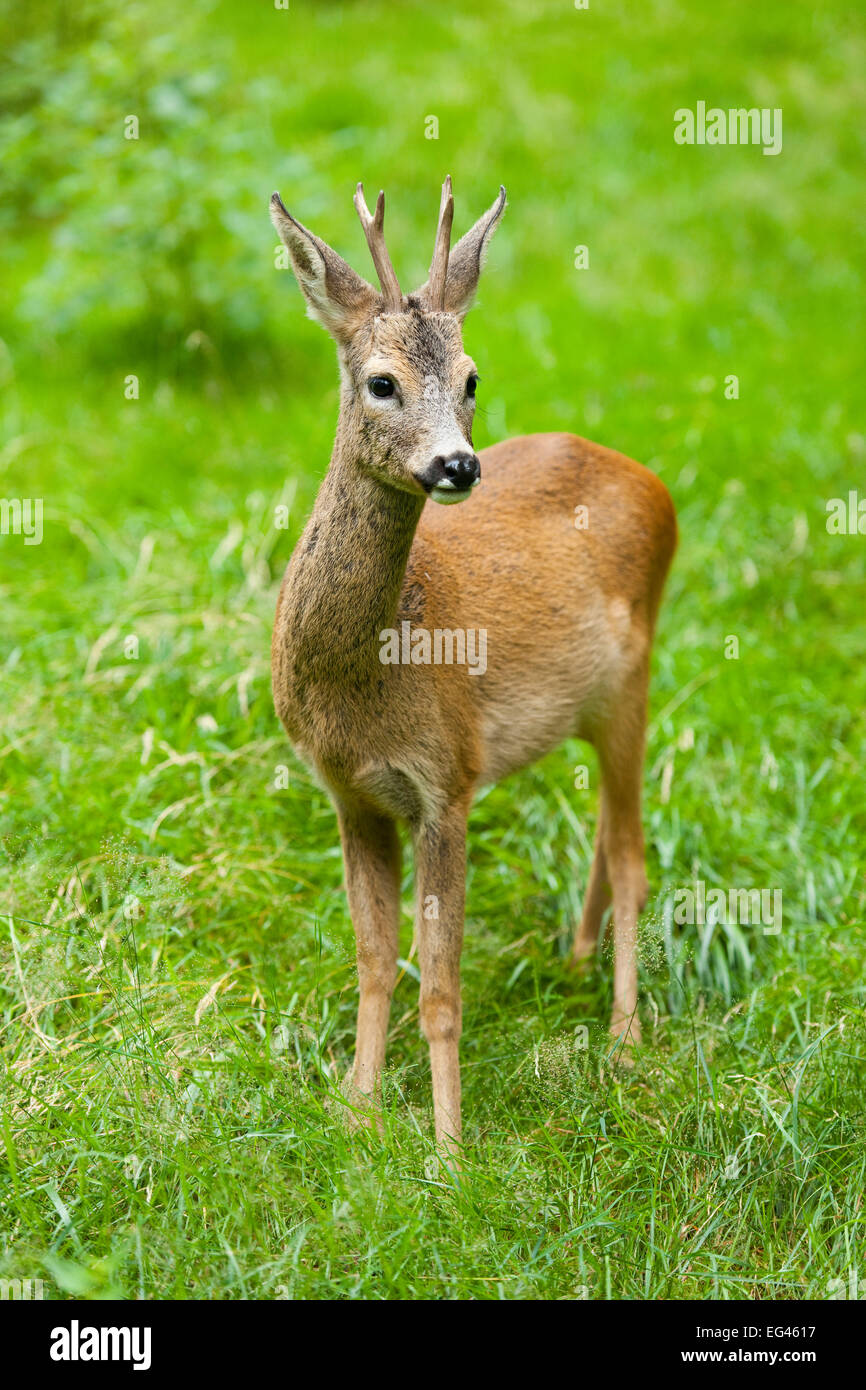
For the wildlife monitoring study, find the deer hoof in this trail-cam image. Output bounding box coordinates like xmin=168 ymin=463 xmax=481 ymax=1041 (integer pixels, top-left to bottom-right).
xmin=569 ymin=937 xmax=598 ymax=970
xmin=339 ymin=1072 xmax=384 ymax=1137
xmin=608 ymin=1016 xmax=642 ymax=1066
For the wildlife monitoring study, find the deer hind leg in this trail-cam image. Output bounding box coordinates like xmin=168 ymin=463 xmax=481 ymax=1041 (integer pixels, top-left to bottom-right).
xmin=337 ymin=804 xmax=401 ymax=1130
xmin=413 ymin=805 xmax=467 ymax=1163
xmin=595 ymin=677 xmax=651 ymax=1054
xmin=570 ymin=793 xmax=612 ymax=964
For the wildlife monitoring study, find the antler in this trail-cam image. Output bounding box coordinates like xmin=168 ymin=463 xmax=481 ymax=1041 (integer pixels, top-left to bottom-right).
xmin=353 ymin=183 xmax=403 ymax=310
xmin=427 ymin=175 xmax=454 ymax=310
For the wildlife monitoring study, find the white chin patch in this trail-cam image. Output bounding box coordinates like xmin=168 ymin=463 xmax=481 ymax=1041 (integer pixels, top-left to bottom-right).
xmin=429 ymin=480 xmax=480 ymax=506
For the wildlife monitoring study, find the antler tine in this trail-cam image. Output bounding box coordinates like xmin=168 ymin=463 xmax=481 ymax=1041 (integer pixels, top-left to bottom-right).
xmin=427 ymin=174 xmax=454 ymax=310
xmin=353 ymin=183 xmax=403 ymax=310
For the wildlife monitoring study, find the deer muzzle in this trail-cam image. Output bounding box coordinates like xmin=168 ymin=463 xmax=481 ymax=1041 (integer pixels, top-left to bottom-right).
xmin=415 ymin=451 xmax=481 ymax=504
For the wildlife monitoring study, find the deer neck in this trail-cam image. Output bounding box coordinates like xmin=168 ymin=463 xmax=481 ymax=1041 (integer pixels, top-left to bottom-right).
xmin=284 ymin=423 xmax=424 ymax=689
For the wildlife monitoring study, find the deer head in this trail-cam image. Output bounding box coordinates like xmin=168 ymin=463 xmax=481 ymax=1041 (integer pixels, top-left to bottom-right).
xmin=270 ymin=178 xmax=506 ymax=504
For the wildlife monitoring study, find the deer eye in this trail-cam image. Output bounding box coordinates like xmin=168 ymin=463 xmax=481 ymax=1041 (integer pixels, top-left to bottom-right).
xmin=368 ymin=376 xmax=395 ymax=399
xmin=466 ymin=373 xmax=479 ymax=398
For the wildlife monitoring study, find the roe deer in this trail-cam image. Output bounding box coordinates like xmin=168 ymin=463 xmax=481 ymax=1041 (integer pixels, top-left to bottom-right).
xmin=269 ymin=178 xmax=677 ymax=1159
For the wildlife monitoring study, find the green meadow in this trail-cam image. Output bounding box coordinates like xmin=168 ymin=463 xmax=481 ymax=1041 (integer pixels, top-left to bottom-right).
xmin=0 ymin=0 xmax=863 ymax=1299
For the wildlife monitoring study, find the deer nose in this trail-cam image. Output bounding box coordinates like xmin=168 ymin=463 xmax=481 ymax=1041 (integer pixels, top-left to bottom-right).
xmin=417 ymin=450 xmax=481 ymax=494
xmin=440 ymin=452 xmax=481 ymax=489
xmin=414 ymin=450 xmax=481 ymax=504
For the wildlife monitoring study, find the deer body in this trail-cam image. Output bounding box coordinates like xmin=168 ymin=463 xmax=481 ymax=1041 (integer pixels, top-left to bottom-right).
xmin=269 ymin=181 xmax=676 ymax=1156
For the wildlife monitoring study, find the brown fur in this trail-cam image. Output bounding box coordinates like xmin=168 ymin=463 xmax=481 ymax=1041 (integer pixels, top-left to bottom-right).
xmin=268 ymin=183 xmax=677 ymax=1157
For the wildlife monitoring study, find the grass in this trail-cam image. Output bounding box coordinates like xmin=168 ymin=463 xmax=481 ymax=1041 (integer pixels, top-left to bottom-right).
xmin=0 ymin=0 xmax=864 ymax=1299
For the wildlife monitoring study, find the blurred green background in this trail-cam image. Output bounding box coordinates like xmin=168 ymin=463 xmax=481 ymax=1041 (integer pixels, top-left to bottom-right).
xmin=0 ymin=0 xmax=864 ymax=1300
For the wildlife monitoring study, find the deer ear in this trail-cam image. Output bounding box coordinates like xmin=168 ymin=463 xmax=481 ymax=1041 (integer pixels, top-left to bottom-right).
xmin=416 ymin=186 xmax=506 ymax=320
xmin=270 ymin=192 xmax=377 ymax=340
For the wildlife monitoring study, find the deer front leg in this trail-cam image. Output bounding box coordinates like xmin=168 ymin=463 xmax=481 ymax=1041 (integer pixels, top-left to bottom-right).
xmin=413 ymin=807 xmax=467 ymax=1159
xmin=337 ymin=805 xmax=401 ymax=1127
